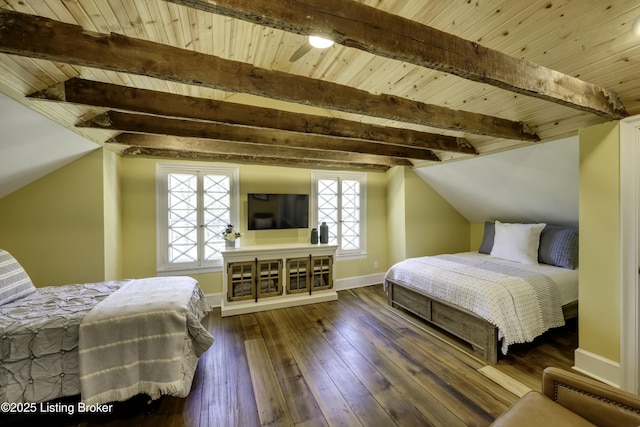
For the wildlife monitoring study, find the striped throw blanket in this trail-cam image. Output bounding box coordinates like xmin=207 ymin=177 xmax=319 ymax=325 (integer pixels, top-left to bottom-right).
xmin=385 ymin=254 xmax=565 ymax=354
xmin=79 ymin=276 xmax=214 ymax=405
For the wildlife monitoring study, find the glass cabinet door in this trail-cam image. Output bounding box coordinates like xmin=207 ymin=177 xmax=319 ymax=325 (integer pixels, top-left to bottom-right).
xmin=227 ymin=261 xmax=255 ymax=301
xmin=287 ymin=257 xmax=310 ymax=294
xmin=311 ymin=255 xmax=333 ymax=291
xmin=257 ymin=259 xmax=282 ymax=298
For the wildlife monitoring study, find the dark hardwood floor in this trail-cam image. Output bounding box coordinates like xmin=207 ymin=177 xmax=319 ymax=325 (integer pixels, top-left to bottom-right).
xmin=6 ymin=284 xmax=577 ymax=427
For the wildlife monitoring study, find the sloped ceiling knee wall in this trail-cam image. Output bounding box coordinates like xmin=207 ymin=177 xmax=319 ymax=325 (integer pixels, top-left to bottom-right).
xmin=414 ymin=136 xmax=579 ymax=226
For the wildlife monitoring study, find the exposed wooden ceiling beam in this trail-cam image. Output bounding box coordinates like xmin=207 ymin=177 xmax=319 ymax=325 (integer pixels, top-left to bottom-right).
xmin=29 ymin=78 xmax=477 ymax=155
xmin=167 ymin=0 xmax=628 ymax=120
xmin=119 ymin=146 xmax=393 ymax=172
xmin=108 ymin=133 xmax=413 ymax=169
xmin=0 ymin=10 xmax=538 ymax=142
xmin=80 ymin=110 xmax=440 ymax=161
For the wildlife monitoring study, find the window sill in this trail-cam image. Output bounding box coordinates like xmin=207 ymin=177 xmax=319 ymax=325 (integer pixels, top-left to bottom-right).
xmin=157 ymin=265 xmax=223 ymax=276
xmin=335 ymin=252 xmax=367 ymax=261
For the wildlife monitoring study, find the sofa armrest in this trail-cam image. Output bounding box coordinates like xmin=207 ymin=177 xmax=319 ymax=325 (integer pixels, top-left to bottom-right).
xmin=542 ymin=367 xmax=640 ymax=427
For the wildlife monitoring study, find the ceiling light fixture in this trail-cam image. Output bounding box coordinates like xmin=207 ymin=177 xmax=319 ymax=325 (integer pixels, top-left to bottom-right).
xmin=308 ymin=35 xmax=334 ymax=49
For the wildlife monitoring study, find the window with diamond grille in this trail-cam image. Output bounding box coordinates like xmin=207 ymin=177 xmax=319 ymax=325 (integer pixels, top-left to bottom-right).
xmin=312 ymin=172 xmax=366 ymax=256
xmin=157 ymin=164 xmax=239 ymax=273
xmin=167 ymin=173 xmax=198 ymax=263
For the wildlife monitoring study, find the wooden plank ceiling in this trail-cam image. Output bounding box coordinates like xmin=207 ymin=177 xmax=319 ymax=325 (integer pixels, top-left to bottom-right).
xmin=0 ymin=0 xmax=638 ymax=171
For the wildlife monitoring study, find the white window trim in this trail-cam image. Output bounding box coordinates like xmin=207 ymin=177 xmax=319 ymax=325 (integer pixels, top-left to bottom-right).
xmin=311 ymin=171 xmax=367 ymax=259
xmin=156 ymin=163 xmax=239 ymax=275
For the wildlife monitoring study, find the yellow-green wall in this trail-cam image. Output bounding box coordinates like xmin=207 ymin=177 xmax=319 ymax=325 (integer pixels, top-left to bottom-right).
xmin=578 ymin=121 xmax=621 ymax=362
xmin=386 ymin=166 xmax=470 ymax=265
xmin=386 ymin=166 xmax=407 ymax=265
xmin=469 ymin=223 xmax=485 ymax=251
xmin=119 ymin=156 xmax=162 ymax=278
xmin=403 ymin=167 xmax=469 ymax=256
xmin=0 ymin=149 xmax=105 ymax=286
xmin=103 ymin=149 xmax=123 ymax=280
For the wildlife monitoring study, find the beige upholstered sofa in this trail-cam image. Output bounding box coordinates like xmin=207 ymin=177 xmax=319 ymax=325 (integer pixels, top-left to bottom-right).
xmin=490 ymin=367 xmax=640 ymax=426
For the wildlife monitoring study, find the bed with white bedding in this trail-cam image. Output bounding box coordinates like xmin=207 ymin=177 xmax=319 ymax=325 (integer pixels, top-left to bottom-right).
xmin=385 ymin=222 xmax=579 ymax=364
xmin=0 ymin=249 xmax=213 ymax=405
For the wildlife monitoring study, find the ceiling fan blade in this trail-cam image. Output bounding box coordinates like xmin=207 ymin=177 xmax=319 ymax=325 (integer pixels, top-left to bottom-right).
xmin=288 ymin=43 xmax=312 ymax=62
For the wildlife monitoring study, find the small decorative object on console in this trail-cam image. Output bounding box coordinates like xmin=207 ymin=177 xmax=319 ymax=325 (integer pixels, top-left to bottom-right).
xmin=222 ymin=224 xmax=243 ymax=248
xmin=320 ymin=222 xmax=328 ymax=243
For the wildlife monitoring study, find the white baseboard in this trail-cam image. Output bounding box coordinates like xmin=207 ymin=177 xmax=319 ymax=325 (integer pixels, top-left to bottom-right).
xmin=573 ymin=348 xmax=620 ymax=388
xmin=334 ymin=273 xmax=385 ymax=290
xmin=206 ymin=273 xmax=384 ymax=308
xmin=206 ymin=293 xmax=223 ymax=308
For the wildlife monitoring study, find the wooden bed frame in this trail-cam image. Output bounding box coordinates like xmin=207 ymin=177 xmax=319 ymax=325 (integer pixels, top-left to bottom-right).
xmin=386 ymin=278 xmax=578 ymax=364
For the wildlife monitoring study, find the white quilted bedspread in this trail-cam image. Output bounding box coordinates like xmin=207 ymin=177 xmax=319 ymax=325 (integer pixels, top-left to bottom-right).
xmin=385 ymin=254 xmax=565 ymax=354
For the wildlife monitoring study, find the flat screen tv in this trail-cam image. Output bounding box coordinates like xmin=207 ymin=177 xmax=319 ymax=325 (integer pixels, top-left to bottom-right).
xmin=248 ymin=193 xmax=309 ymax=230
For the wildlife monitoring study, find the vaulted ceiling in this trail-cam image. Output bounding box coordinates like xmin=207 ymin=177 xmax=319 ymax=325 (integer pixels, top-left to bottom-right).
xmin=0 ymin=0 xmax=638 ymax=172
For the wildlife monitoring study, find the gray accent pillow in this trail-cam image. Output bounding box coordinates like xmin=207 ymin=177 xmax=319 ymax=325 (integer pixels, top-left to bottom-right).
xmin=0 ymin=249 xmax=37 ymax=305
xmin=478 ymin=221 xmax=495 ymax=254
xmin=538 ymin=225 xmax=579 ymax=269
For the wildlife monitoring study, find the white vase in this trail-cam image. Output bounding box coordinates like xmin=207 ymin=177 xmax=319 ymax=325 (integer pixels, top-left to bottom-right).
xmin=225 ymin=240 xmax=236 ymax=249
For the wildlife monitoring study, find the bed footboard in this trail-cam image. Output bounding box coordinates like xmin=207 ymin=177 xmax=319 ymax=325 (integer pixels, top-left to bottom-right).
xmin=386 ymin=279 xmax=499 ymax=364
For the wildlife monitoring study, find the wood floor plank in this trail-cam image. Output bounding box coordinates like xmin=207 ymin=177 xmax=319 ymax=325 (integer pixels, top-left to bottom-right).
xmin=307 ymin=292 xmax=470 ymax=426
xmin=188 ymin=311 xmax=214 ymax=427
xmin=254 ymin=310 xmax=328 ymax=426
xmin=275 ymin=308 xmax=364 ymax=427
xmin=203 ymin=310 xmax=261 ymax=427
xmin=320 ymin=303 xmax=480 ymax=426
xmin=278 ymin=306 xmax=399 ymax=427
xmin=299 ymin=304 xmax=445 ymax=427
xmin=477 ymin=366 xmax=532 ymax=398
xmin=245 ymin=338 xmax=295 ymax=427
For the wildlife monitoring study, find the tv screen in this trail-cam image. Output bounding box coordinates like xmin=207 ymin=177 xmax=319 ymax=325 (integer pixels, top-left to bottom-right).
xmin=248 ymin=194 xmax=309 ymax=230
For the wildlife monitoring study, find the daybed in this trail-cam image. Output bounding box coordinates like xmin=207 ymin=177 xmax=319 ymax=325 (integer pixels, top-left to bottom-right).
xmin=385 ymin=221 xmax=578 ymax=364
xmin=0 ymin=249 xmax=214 ymax=405
xmin=490 ymin=367 xmax=640 ymax=426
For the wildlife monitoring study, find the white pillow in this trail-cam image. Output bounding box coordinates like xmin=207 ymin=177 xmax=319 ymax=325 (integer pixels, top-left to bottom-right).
xmin=490 ymin=221 xmax=546 ymax=264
